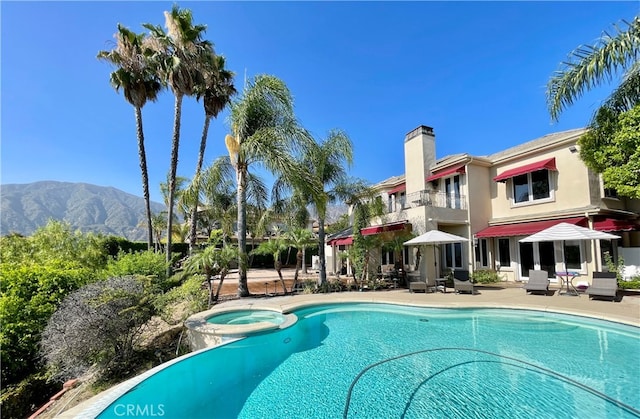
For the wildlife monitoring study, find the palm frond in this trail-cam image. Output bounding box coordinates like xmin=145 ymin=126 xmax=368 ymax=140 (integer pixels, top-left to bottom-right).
xmin=547 ymin=17 xmax=640 ymax=121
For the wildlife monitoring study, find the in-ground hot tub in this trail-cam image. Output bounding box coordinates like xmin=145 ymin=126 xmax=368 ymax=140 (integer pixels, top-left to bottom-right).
xmin=207 ymin=310 xmax=287 ymax=326
xmin=185 ymin=308 xmax=297 ymax=349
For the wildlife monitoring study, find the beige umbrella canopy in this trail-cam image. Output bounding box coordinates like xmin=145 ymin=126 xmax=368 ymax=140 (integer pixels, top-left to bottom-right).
xmin=404 ymin=230 xmax=469 ymax=277
xmin=519 ymin=222 xmax=619 ymax=273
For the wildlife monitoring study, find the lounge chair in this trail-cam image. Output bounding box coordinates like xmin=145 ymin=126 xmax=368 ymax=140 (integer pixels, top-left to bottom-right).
xmin=409 ymin=275 xmax=435 ymax=293
xmin=453 ymin=270 xmax=474 ymax=294
xmin=524 ymin=270 xmax=549 ymax=295
xmin=586 ymin=272 xmax=618 ymax=301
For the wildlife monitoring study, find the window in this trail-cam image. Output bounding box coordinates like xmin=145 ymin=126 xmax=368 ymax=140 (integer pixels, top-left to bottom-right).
xmin=498 ymin=238 xmax=511 ymax=267
xmin=604 ymin=188 xmax=618 ymax=199
xmin=444 ymin=243 xmax=463 ymax=269
xmin=475 ymin=239 xmax=489 ymax=267
xmin=445 ymin=175 xmax=461 ymax=209
xmin=398 ymin=192 xmax=406 ymax=209
xmin=513 ymin=170 xmax=551 ymax=204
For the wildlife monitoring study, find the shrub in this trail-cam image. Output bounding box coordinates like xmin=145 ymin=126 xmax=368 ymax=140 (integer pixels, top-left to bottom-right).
xmin=0 ymin=372 xmax=58 ymax=419
xmin=104 ymin=250 xmax=170 ymax=290
xmin=471 ymin=269 xmax=501 ymax=284
xmin=0 ymin=261 xmax=95 ymax=385
xmin=619 ymin=280 xmax=640 ymax=290
xmin=154 ymin=275 xmax=208 ymax=324
xmin=40 ymin=276 xmax=155 ymax=382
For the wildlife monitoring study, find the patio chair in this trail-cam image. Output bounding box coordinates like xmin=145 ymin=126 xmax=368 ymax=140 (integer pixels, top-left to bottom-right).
xmin=453 ymin=270 xmax=474 ymax=294
xmin=586 ymin=272 xmax=618 ymax=301
xmin=524 ymin=270 xmax=549 ymax=295
xmin=409 ymin=275 xmax=436 ymax=293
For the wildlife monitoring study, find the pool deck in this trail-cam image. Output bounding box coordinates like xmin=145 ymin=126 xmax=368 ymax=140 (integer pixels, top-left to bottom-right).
xmin=204 ymin=284 xmax=640 ymax=327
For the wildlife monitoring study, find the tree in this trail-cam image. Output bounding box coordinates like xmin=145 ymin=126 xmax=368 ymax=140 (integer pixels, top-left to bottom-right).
xmin=183 ymin=232 xmax=238 ymax=307
xmin=284 ymin=228 xmax=317 ymax=291
xmin=189 ymin=55 xmax=236 ymax=254
xmin=547 ymin=17 xmax=640 ymax=198
xmin=98 ymin=25 xmax=162 ymax=251
xmin=227 ymin=75 xmax=314 ymax=297
xmin=250 ymin=238 xmax=289 ymax=294
xmin=547 ymin=17 xmax=640 ymax=121
xmin=145 ymin=6 xmax=212 ymax=270
xmin=579 ymin=105 xmax=640 ymax=198
xmin=296 ymin=130 xmax=353 ymax=285
xmin=40 ymin=276 xmax=154 ymax=382
xmin=150 ymin=212 xmax=167 ymax=251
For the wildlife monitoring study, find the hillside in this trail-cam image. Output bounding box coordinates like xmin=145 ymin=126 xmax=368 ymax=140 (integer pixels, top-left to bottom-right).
xmin=1 ymin=181 xmax=165 ymax=241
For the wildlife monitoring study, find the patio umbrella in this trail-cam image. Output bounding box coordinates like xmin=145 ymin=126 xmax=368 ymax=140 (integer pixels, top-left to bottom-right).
xmin=519 ymin=222 xmax=619 ymax=274
xmin=404 ymin=230 xmax=469 ymax=277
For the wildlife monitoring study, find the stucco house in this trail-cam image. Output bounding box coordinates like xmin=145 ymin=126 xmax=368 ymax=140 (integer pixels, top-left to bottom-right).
xmin=326 ymin=125 xmax=640 ymax=284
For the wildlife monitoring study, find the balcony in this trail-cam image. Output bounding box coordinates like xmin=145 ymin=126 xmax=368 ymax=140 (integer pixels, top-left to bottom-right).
xmin=404 ymin=190 xmax=467 ymax=210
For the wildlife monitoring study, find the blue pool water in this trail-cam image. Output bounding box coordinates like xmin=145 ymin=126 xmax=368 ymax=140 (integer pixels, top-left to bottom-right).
xmin=206 ymin=310 xmax=286 ymax=325
xmin=96 ymin=304 xmax=640 ymax=418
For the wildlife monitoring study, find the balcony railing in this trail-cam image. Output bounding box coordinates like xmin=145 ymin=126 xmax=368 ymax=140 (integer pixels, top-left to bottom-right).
xmin=399 ymin=190 xmax=467 ymax=210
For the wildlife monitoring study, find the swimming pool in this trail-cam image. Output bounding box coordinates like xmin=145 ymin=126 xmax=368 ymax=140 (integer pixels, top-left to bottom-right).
xmin=93 ymin=304 xmax=640 ymax=418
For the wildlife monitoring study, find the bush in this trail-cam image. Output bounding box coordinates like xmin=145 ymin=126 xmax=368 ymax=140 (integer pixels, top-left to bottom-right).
xmin=619 ymin=280 xmax=640 ymax=290
xmin=0 ymin=261 xmax=95 ymax=385
xmin=104 ymin=250 xmax=170 ymax=290
xmin=40 ymin=276 xmax=155 ymax=382
xmin=0 ymin=372 xmax=58 ymax=419
xmin=471 ymin=269 xmax=501 ymax=284
xmin=153 ymin=275 xmax=208 ymax=324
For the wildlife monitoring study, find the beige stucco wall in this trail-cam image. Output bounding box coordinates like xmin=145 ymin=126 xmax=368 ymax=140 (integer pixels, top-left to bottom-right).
xmin=491 ymin=146 xmax=591 ymax=219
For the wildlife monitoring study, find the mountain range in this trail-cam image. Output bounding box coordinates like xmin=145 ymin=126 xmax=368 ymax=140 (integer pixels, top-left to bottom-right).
xmin=1 ymin=181 xmax=349 ymax=241
xmin=1 ymin=181 xmax=165 ymax=241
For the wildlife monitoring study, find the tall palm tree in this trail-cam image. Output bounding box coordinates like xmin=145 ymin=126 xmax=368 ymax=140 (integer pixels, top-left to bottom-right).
xmin=189 ymin=55 xmax=236 ymax=253
xmin=144 ymin=6 xmax=212 ymax=270
xmin=227 ymin=75 xmax=315 ymax=297
xmin=98 ymin=25 xmax=162 ymax=251
xmin=547 ymin=16 xmax=640 ymax=121
xmin=297 ymin=130 xmax=353 ymax=285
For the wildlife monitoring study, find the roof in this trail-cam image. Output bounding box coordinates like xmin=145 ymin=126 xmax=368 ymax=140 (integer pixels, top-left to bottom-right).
xmin=487 ymin=128 xmax=587 ymax=162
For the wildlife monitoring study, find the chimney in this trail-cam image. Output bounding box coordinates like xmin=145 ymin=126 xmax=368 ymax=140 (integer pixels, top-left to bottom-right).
xmin=404 ymin=125 xmax=436 ymax=194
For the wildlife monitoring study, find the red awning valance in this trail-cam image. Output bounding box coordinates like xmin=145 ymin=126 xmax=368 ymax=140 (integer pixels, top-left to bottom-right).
xmin=361 ymin=221 xmax=408 ymax=236
xmin=388 ymin=183 xmax=406 ymax=194
xmin=426 ymin=164 xmax=466 ymax=182
xmin=493 ymin=158 xmax=557 ymax=182
xmin=475 ymin=217 xmax=585 ymax=238
xmin=331 ymin=237 xmax=353 ymax=246
xmin=593 ymin=217 xmax=639 ymax=232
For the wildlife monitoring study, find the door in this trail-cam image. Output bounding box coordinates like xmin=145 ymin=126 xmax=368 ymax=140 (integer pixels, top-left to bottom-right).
xmin=519 ymin=241 xmax=556 ymax=279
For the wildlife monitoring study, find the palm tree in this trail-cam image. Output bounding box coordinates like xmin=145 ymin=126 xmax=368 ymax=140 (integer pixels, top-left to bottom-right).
xmin=150 ymin=212 xmax=167 ymax=251
xmin=184 ymin=238 xmax=238 ymax=307
xmin=227 ymin=74 xmax=315 ymax=297
xmin=284 ymin=228 xmax=317 ymax=291
xmin=250 ymin=238 xmax=289 ymax=295
xmin=547 ymin=17 xmax=640 ymax=121
xmin=144 ymin=6 xmax=212 ymax=270
xmin=295 ymin=130 xmax=353 ymax=285
xmin=98 ymin=25 xmax=162 ymax=251
xmin=189 ymin=55 xmax=236 ymax=254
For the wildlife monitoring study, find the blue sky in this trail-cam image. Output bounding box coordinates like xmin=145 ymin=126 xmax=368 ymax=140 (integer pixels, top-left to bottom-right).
xmin=2 ymin=1 xmax=639 ymax=203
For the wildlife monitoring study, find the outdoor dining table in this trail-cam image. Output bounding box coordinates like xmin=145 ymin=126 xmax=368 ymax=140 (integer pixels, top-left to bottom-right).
xmin=557 ymin=271 xmax=580 ymax=296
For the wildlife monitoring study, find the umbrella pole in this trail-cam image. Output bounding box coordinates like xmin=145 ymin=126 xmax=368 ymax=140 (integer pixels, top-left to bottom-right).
xmin=433 ymin=245 xmax=437 ymax=278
